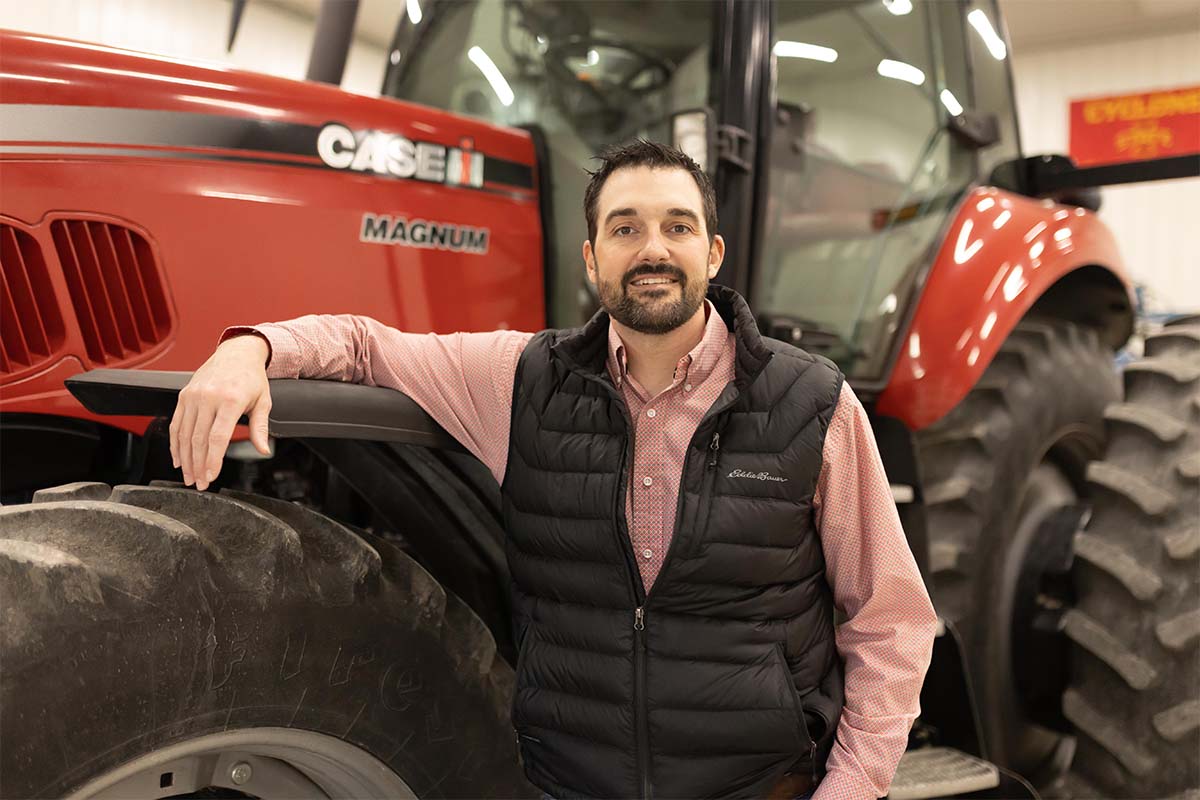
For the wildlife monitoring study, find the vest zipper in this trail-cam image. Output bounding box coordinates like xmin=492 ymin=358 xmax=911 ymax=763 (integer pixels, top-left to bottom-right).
xmin=634 ymin=606 xmax=650 ymax=799
xmin=706 ymin=431 xmax=720 ymax=468
xmin=609 ymin=398 xmax=651 ymax=798
xmin=571 ymin=368 xmax=739 ymax=800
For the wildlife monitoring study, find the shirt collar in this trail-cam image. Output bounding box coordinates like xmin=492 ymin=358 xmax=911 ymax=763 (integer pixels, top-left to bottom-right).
xmin=606 ymin=298 xmax=727 ymax=389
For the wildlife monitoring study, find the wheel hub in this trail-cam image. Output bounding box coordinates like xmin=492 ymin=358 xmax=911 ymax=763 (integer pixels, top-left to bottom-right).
xmin=67 ymin=728 xmax=417 ymax=800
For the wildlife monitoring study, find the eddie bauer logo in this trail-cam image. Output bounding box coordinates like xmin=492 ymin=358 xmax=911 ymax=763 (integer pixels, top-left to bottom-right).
xmin=728 ymin=469 xmax=788 ymax=483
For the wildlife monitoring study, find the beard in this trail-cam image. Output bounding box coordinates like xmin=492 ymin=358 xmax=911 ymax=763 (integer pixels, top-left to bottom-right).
xmin=595 ymin=259 xmax=707 ymax=335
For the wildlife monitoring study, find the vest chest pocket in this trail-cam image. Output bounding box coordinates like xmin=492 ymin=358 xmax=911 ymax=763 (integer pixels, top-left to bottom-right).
xmin=772 ymin=642 xmax=814 ymax=752
xmin=684 ymin=431 xmax=723 ymax=558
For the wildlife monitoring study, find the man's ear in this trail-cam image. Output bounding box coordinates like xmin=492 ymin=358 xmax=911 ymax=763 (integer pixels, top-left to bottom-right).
xmin=583 ymin=239 xmax=598 ymax=286
xmin=707 ymin=234 xmax=725 ymax=280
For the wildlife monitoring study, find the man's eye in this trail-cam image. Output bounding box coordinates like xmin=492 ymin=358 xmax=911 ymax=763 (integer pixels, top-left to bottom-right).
xmin=670 ymin=224 xmax=692 ymax=234
xmin=615 ymin=226 xmax=635 ymax=236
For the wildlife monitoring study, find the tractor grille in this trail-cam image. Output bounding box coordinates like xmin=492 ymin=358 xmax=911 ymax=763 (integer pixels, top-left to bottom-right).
xmin=0 ymin=224 xmax=66 ymax=376
xmin=50 ymin=220 xmax=171 ymax=365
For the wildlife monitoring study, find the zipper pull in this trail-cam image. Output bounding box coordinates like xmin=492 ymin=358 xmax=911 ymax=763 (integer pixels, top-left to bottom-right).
xmin=634 ymin=606 xmax=645 ymax=631
xmin=707 ymin=431 xmax=721 ymax=469
xmin=809 ymin=739 xmax=818 ymax=783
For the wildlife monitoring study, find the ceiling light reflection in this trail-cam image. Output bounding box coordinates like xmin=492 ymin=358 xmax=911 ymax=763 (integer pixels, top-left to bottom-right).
xmin=774 ymin=41 xmax=838 ymax=62
xmin=177 ymin=94 xmax=284 ymax=116
xmin=468 ymin=46 xmax=514 ymax=106
xmin=967 ymin=9 xmax=1007 ymax=59
xmin=940 ymin=89 xmax=964 ymax=116
xmin=407 ymin=0 xmax=422 ymax=25
xmin=1003 ymin=265 xmax=1028 ymax=301
xmin=954 ymin=219 xmax=983 ymax=263
xmin=65 ymin=63 xmax=235 ymax=91
xmin=980 ymin=311 xmax=997 ymax=340
xmin=984 ymin=264 xmax=1007 ymax=301
xmin=878 ymin=59 xmax=925 ymax=85
xmin=0 ymin=72 xmax=67 ymax=84
xmin=200 ymin=189 xmax=303 ymax=206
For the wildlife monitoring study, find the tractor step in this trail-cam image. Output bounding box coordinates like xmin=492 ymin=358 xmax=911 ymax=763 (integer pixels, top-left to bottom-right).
xmin=888 ymin=747 xmax=1000 ymax=800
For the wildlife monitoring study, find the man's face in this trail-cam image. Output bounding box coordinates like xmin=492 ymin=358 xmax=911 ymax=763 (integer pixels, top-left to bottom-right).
xmin=583 ymin=166 xmax=724 ymax=335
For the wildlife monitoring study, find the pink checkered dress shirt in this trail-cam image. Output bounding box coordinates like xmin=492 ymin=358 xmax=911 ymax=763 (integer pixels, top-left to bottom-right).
xmin=222 ymin=300 xmax=936 ymax=800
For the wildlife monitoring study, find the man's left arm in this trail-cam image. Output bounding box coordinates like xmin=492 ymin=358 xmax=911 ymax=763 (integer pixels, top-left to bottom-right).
xmin=810 ymin=382 xmax=939 ymax=800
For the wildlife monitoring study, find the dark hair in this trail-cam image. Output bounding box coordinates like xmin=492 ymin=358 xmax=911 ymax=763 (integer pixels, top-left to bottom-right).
xmin=583 ymin=139 xmax=718 ymax=244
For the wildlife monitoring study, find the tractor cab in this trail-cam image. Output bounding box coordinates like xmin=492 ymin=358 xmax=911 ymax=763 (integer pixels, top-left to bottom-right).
xmin=381 ymin=0 xmax=1023 ymax=387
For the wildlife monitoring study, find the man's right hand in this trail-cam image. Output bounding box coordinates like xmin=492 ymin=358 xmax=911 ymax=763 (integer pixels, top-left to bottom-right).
xmin=170 ymin=334 xmax=273 ymax=491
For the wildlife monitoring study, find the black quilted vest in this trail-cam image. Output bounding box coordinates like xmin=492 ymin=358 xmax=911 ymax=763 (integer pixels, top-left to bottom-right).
xmin=502 ymin=285 xmax=845 ymax=799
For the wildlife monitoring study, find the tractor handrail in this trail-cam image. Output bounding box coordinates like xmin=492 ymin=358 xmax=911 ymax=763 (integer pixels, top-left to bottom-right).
xmin=66 ymin=369 xmax=466 ymax=452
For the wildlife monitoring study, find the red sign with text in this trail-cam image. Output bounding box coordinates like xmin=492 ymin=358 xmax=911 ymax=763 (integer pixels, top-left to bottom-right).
xmin=1069 ymin=85 xmax=1200 ymax=167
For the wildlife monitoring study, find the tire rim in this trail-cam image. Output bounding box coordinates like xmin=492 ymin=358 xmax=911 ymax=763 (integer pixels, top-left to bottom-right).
xmin=66 ymin=728 xmax=417 ymax=799
xmin=991 ymin=460 xmax=1079 ymax=782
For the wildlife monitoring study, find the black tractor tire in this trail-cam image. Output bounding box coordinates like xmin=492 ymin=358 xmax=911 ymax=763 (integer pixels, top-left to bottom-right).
xmin=0 ymin=482 xmax=535 ymax=799
xmin=917 ymin=319 xmax=1119 ymax=780
xmin=1063 ymin=323 xmax=1200 ymax=798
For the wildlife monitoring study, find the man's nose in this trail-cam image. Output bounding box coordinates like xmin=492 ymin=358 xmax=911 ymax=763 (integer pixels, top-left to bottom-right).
xmin=637 ymin=229 xmax=671 ymax=264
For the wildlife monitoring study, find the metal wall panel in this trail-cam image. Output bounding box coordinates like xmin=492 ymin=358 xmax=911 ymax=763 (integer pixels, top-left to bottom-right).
xmin=1011 ymin=31 xmax=1200 ymax=315
xmin=0 ymin=0 xmax=387 ymax=97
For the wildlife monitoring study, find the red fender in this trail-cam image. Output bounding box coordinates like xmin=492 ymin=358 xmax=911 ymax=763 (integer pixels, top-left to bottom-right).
xmin=876 ymin=187 xmax=1133 ymax=430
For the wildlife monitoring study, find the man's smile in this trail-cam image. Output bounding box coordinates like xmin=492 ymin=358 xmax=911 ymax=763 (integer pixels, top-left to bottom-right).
xmin=629 ymin=276 xmax=679 ymax=287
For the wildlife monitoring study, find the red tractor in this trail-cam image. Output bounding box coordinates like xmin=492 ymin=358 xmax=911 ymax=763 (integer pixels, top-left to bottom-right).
xmin=1 ymin=1 xmax=1196 ymax=798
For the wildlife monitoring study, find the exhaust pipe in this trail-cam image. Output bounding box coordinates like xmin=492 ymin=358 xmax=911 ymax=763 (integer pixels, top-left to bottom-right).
xmin=305 ymin=0 xmax=360 ymax=86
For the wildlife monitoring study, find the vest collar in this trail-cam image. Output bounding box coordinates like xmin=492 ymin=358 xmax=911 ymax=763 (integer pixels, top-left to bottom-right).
xmin=552 ymin=284 xmax=774 ymax=389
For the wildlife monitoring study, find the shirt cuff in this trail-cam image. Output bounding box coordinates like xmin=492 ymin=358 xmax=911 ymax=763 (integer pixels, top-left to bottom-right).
xmin=812 ymin=766 xmax=878 ymax=800
xmin=217 ymin=324 xmax=300 ymax=378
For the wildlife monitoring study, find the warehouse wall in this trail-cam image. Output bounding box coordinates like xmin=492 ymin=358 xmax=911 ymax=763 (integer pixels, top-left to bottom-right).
xmin=1010 ymin=30 xmax=1200 ymax=315
xmin=0 ymin=0 xmax=389 ymax=96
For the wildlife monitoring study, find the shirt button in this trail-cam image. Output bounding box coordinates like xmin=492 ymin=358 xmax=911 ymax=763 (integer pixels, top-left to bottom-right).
xmin=646 ymin=408 xmax=656 ymax=418
xmin=685 ymin=383 xmax=693 ymax=391
xmin=642 ymin=548 xmax=653 ymax=560
xmin=642 ymin=476 xmax=653 ymax=487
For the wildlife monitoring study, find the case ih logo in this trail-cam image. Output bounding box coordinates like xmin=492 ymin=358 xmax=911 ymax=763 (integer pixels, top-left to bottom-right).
xmin=317 ymin=123 xmax=484 ymax=187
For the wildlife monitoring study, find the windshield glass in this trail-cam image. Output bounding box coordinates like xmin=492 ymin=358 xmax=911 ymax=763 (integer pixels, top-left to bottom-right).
xmin=754 ymin=0 xmax=979 ymax=380
xmin=383 ymin=0 xmax=715 ymax=328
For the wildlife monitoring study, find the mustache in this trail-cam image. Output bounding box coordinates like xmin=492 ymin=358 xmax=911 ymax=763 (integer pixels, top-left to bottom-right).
xmin=623 ymin=263 xmax=687 ymax=288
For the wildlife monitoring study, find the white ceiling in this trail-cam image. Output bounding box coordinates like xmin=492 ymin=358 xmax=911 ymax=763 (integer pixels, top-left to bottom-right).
xmin=999 ymin=0 xmax=1200 ymax=51
xmin=262 ymin=0 xmax=1200 ymax=55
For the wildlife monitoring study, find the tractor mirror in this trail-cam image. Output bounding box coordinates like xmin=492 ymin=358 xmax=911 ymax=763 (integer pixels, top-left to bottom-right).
xmin=946 ymin=109 xmax=1001 ymax=149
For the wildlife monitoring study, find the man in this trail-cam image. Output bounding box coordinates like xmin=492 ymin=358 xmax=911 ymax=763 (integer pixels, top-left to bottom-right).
xmin=172 ymin=140 xmax=937 ymax=800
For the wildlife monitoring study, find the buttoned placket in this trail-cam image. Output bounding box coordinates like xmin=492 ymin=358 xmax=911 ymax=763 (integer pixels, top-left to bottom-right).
xmin=625 ymin=354 xmax=694 ymax=579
